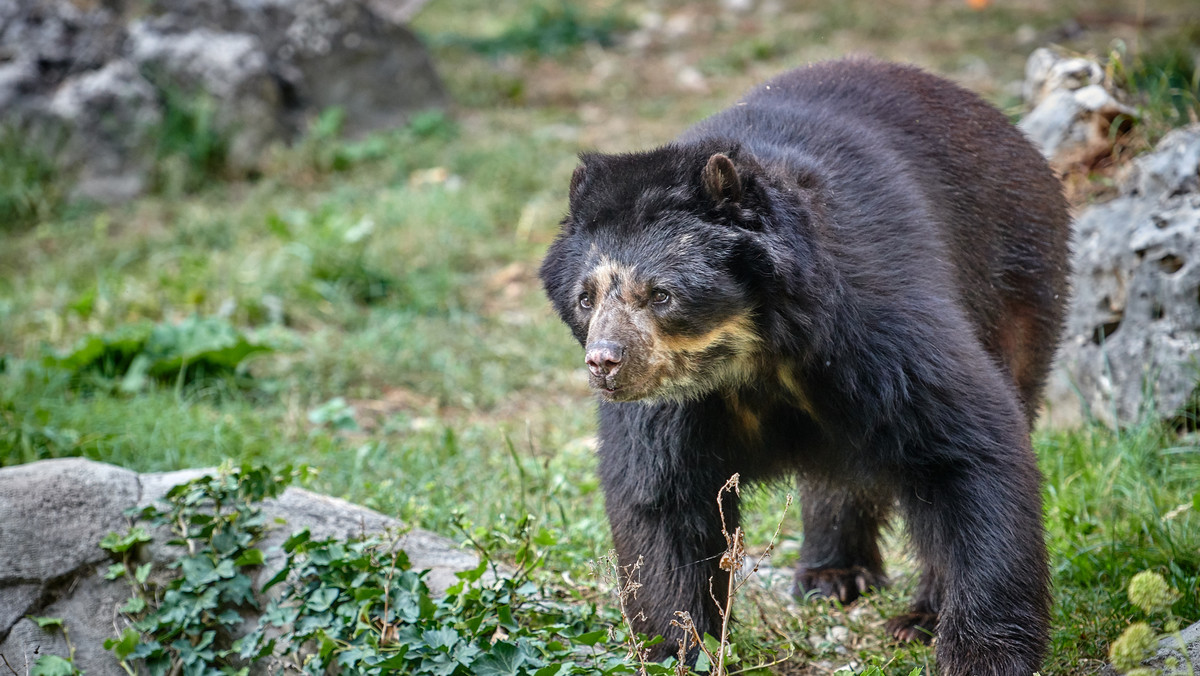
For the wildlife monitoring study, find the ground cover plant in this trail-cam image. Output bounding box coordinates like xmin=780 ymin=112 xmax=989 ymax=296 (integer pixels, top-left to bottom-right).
xmin=2 ymin=0 xmax=1199 ymax=673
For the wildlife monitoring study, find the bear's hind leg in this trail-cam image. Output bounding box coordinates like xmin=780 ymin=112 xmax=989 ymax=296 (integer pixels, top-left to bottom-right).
xmin=885 ymin=567 xmax=939 ymax=643
xmin=793 ymin=482 xmax=889 ymax=605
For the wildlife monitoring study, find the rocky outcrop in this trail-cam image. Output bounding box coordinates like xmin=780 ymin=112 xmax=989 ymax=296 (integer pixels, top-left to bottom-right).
xmin=0 ymin=458 xmax=478 ymax=676
xmin=1047 ymin=125 xmax=1200 ymax=426
xmin=0 ymin=0 xmax=446 ymax=202
xmin=1019 ymin=48 xmax=1135 ymax=171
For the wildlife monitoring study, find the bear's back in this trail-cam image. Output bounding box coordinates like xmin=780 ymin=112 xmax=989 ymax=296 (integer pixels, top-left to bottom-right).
xmin=682 ymin=59 xmax=1071 ymax=416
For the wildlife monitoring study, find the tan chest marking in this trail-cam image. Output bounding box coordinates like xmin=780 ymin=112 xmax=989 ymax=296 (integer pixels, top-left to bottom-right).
xmin=777 ymin=365 xmax=817 ymax=418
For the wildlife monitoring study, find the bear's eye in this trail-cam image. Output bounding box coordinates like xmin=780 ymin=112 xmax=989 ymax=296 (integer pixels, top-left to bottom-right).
xmin=579 ymin=292 xmax=593 ymax=310
xmin=652 ymin=290 xmax=671 ymax=306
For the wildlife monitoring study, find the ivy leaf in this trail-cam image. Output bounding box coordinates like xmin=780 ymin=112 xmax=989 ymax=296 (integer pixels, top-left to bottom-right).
xmin=571 ymin=629 xmax=607 ymax=646
xmin=306 ymin=587 xmax=340 ymax=612
xmin=30 ymin=655 xmax=77 ymax=676
xmin=104 ymin=628 xmax=142 ymax=660
xmin=30 ymin=616 xmax=64 ymax=629
xmin=234 ymin=548 xmax=264 ymax=566
xmin=373 ymin=646 xmax=411 ymax=669
xmin=472 ymin=640 xmax=541 ymax=676
xmin=100 ymin=527 xmax=151 ymax=553
xmin=420 ymin=627 xmax=460 ymax=651
xmin=120 ymin=596 xmax=147 ymax=614
xmin=456 ymin=559 xmax=488 ymax=583
xmin=497 ymin=604 xmax=519 ymax=631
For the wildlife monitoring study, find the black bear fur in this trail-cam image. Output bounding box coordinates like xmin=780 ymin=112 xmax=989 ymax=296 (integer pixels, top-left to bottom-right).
xmin=539 ymin=59 xmax=1071 ymax=676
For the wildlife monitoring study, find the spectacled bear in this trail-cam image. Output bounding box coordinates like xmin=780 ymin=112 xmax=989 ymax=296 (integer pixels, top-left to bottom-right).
xmin=539 ymin=59 xmax=1070 ymax=676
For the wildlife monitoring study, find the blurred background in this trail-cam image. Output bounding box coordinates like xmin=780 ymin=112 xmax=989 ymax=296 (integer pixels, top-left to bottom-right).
xmin=1 ymin=0 xmax=1199 ymax=673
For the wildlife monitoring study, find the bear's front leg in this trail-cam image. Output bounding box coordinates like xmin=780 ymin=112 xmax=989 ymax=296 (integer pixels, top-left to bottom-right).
xmin=900 ymin=425 xmax=1050 ymax=676
xmin=597 ymin=401 xmax=742 ymax=662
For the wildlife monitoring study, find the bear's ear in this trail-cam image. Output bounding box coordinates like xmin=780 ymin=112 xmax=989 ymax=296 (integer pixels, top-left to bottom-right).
xmin=568 ymin=164 xmax=587 ymax=203
xmin=702 ymin=153 xmax=742 ymax=205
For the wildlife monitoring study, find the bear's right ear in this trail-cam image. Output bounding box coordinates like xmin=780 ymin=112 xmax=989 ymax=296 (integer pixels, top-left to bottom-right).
xmin=569 ymin=164 xmax=587 ymax=203
xmin=702 ymin=153 xmax=742 ymax=205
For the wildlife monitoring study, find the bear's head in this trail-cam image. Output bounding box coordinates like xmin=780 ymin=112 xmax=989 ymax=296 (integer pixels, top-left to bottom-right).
xmin=539 ymin=141 xmax=807 ymax=403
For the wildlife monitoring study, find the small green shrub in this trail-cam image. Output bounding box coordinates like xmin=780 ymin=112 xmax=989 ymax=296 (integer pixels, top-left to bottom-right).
xmin=43 ymin=316 xmax=274 ymax=392
xmin=103 ymin=462 xmax=298 ymax=675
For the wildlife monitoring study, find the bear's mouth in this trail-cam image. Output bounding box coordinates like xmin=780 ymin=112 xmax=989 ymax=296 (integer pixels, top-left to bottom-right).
xmin=590 ymin=373 xmax=648 ymax=402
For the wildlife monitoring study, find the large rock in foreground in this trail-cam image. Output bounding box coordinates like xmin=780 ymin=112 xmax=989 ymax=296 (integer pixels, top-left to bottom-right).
xmin=0 ymin=458 xmax=477 ymax=676
xmin=1048 ymin=125 xmax=1200 ymax=426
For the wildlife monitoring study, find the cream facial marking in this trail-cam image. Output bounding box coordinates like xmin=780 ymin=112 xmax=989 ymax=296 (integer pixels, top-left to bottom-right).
xmin=583 ymin=256 xmax=639 ymax=328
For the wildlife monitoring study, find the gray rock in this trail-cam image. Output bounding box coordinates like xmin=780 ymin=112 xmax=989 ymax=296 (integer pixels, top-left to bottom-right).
xmin=151 ymin=0 xmax=447 ymax=137
xmin=25 ymin=570 xmax=131 ymax=676
xmin=1122 ymin=126 xmax=1200 ymax=198
xmin=1023 ymin=46 xmax=1105 ymax=106
xmin=1018 ymin=49 xmax=1135 ymax=170
xmin=0 ymin=458 xmax=138 ymax=581
xmin=1149 ymin=621 xmax=1200 ymax=674
xmin=46 ymin=60 xmax=162 ymax=202
xmin=126 ymin=19 xmax=284 ymax=172
xmin=0 ymin=584 xmax=40 ymax=638
xmin=1048 ymin=125 xmax=1200 ymax=426
xmin=0 ymin=618 xmax=69 ymax=675
xmin=0 ymin=458 xmax=480 ymax=674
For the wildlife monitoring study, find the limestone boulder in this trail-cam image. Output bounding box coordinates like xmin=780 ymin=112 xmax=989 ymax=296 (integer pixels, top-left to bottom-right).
xmin=146 ymin=0 xmax=448 ymax=137
xmin=45 ymin=59 xmax=162 ymax=202
xmin=1048 ymin=125 xmax=1200 ymax=426
xmin=1018 ymin=48 xmax=1135 ymax=171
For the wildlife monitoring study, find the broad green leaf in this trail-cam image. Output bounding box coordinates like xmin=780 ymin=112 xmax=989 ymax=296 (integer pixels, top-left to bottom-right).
xmin=30 ymin=655 xmax=76 ymax=676
xmin=572 ymin=629 xmax=607 ymax=646
xmin=104 ymin=628 xmax=142 ymax=660
xmin=306 ymin=587 xmax=339 ymax=612
xmin=472 ymin=641 xmax=541 ymax=676
xmin=119 ymin=596 xmax=147 ymax=614
xmin=421 ymin=627 xmax=460 ymax=650
xmin=234 ymin=548 xmax=264 ymax=566
xmin=100 ymin=527 xmax=151 ymax=553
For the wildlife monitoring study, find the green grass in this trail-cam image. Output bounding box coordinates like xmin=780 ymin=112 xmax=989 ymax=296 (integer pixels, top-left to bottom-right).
xmin=1116 ymin=23 xmax=1200 ymax=145
xmin=2 ymin=0 xmax=1199 ymax=673
xmin=0 ymin=122 xmax=66 ymax=231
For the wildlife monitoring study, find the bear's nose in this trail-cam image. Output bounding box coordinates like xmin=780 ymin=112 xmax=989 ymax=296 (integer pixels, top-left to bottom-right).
xmin=585 ymin=341 xmax=624 ymax=378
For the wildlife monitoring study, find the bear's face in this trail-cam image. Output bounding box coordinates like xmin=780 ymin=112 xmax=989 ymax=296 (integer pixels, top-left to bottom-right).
xmin=540 ymin=145 xmax=768 ymax=403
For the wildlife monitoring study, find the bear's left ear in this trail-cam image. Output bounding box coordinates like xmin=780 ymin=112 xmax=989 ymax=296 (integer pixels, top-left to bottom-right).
xmin=702 ymin=153 xmax=742 ymax=204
